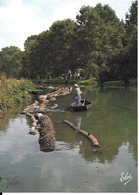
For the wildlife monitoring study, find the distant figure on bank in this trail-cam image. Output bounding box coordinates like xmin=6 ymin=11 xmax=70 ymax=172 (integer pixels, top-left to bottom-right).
xmin=68 ymin=70 xmax=72 ymax=79
xmin=74 ymin=84 xmax=82 ymax=106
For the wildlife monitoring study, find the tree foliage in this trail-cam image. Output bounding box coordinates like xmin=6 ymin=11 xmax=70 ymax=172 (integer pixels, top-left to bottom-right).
xmin=0 ymin=46 xmax=23 ymax=78
xmin=0 ymin=1 xmax=137 ymax=83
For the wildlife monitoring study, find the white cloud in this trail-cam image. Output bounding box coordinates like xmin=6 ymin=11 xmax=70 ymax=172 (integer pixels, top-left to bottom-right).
xmin=0 ymin=0 xmax=49 ymax=50
xmin=36 ymin=0 xmax=132 ymax=21
xmin=0 ymin=0 xmax=133 ymax=50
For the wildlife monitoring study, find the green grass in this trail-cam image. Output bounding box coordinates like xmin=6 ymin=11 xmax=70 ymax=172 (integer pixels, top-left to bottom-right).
xmin=0 ymin=74 xmax=35 ymax=111
xmin=79 ymin=77 xmax=98 ymax=86
xmin=33 ymin=77 xmax=98 ymax=86
xmin=103 ymin=80 xmax=125 ymax=86
xmin=103 ymin=79 xmax=137 ymax=87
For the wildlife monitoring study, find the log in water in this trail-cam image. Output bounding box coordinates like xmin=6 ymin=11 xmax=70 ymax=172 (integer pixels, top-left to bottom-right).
xmin=37 ymin=114 xmax=56 ymax=152
xmin=64 ymin=120 xmax=100 ymax=147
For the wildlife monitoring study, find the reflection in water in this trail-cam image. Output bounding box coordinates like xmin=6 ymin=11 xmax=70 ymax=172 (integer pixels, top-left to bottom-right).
xmin=37 ymin=114 xmax=56 ymax=152
xmin=76 ymin=116 xmax=82 ymax=129
xmin=0 ymin=86 xmax=137 ymax=192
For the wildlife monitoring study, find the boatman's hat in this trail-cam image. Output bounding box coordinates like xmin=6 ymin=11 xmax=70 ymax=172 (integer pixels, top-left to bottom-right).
xmin=74 ymin=84 xmax=78 ymax=87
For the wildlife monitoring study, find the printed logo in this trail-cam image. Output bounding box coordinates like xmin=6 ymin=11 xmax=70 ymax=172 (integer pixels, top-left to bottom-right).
xmin=120 ymin=172 xmax=133 ymax=185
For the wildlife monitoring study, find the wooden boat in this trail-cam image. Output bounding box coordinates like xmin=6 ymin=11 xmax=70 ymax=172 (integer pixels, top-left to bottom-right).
xmin=70 ymin=99 xmax=92 ymax=112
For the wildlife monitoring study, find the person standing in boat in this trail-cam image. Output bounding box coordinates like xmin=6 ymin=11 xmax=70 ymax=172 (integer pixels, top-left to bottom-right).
xmin=74 ymin=84 xmax=82 ymax=106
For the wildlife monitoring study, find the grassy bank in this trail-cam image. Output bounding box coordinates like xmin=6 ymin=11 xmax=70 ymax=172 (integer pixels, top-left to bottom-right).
xmin=103 ymin=79 xmax=137 ymax=87
xmin=0 ymin=74 xmax=35 ymax=112
xmin=33 ymin=77 xmax=98 ymax=86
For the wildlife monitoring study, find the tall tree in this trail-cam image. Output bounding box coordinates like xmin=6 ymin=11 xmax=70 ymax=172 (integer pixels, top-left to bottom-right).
xmin=21 ymin=2 xmax=137 ymax=82
xmin=74 ymin=4 xmax=124 ymax=80
xmin=47 ymin=19 xmax=76 ymax=77
xmin=117 ymin=0 xmax=137 ymax=84
xmin=0 ymin=46 xmax=23 ymax=78
xmin=23 ymin=19 xmax=76 ymax=79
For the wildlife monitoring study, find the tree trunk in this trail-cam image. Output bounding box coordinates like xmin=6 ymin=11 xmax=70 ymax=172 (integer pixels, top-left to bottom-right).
xmin=64 ymin=120 xmax=100 ymax=147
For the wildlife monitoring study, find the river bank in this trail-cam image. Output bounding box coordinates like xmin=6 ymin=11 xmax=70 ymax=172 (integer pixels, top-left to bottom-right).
xmin=0 ymin=76 xmax=137 ymax=116
xmin=32 ymin=77 xmax=98 ymax=86
xmin=0 ymin=74 xmax=35 ymax=114
xmin=33 ymin=78 xmax=137 ymax=87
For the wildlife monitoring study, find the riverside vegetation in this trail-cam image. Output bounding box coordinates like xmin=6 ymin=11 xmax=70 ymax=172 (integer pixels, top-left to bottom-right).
xmin=0 ymin=1 xmax=137 ymax=113
xmin=0 ymin=74 xmax=34 ymax=113
xmin=0 ymin=1 xmax=137 ymax=85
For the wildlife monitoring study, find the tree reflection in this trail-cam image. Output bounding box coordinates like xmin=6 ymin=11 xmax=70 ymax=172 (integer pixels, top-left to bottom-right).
xmin=0 ymin=103 xmax=27 ymax=131
xmin=53 ymin=86 xmax=137 ymax=164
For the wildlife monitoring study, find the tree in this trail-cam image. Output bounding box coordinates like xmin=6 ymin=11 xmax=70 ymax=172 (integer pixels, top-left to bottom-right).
xmin=23 ymin=19 xmax=76 ymax=79
xmin=21 ymin=1 xmax=137 ymax=83
xmin=117 ymin=0 xmax=137 ymax=84
xmin=47 ymin=19 xmax=76 ymax=77
xmin=0 ymin=46 xmax=23 ymax=78
xmin=22 ymin=32 xmax=48 ymax=79
xmin=74 ymin=4 xmax=124 ymax=81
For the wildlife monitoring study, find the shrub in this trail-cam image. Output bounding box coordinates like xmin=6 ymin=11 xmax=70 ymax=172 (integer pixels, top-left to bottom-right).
xmin=0 ymin=74 xmax=34 ymax=111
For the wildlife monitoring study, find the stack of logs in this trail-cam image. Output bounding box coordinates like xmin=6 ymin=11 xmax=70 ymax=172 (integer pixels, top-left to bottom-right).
xmin=23 ymin=86 xmax=100 ymax=152
xmin=23 ymin=87 xmax=71 ymax=152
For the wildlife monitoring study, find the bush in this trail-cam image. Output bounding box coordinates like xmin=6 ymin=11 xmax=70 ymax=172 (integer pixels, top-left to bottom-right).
xmin=0 ymin=74 xmax=34 ymax=111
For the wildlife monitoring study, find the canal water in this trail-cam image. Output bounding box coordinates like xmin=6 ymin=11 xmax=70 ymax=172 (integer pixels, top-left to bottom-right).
xmin=0 ymin=86 xmax=137 ymax=192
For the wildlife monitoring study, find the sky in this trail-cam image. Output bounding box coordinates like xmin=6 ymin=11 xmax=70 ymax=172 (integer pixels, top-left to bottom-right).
xmin=0 ymin=0 xmax=134 ymax=51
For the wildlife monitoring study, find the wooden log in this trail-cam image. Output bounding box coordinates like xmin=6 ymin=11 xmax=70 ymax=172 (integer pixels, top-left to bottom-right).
xmin=37 ymin=114 xmax=56 ymax=152
xmin=42 ymin=99 xmax=50 ymax=105
xmin=46 ymin=88 xmax=61 ymax=97
xmin=38 ymin=88 xmax=71 ymax=105
xmin=47 ymin=87 xmax=69 ymax=98
xmin=54 ymin=88 xmax=70 ymax=97
xmin=60 ymin=91 xmax=70 ymax=96
xmin=22 ymin=87 xmax=72 ymax=150
xmin=23 ymin=100 xmax=39 ymax=113
xmin=50 ymin=104 xmax=59 ymax=109
xmin=48 ymin=96 xmax=57 ymax=102
xmin=38 ymin=94 xmax=47 ymax=101
xmin=38 ymin=103 xmax=46 ymax=113
xmin=47 ymin=86 xmax=59 ymax=90
xmin=64 ymin=120 xmax=100 ymax=147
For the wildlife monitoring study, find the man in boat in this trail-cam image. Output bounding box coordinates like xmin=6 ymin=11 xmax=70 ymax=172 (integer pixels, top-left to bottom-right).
xmin=74 ymin=84 xmax=82 ymax=106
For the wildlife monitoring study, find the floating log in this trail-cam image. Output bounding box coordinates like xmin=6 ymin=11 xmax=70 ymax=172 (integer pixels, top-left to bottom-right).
xmin=48 ymin=96 xmax=57 ymax=102
xmin=46 ymin=89 xmax=61 ymax=97
xmin=38 ymin=94 xmax=47 ymax=101
xmin=47 ymin=86 xmax=59 ymax=90
xmin=46 ymin=87 xmax=70 ymax=98
xmin=38 ymin=103 xmax=46 ymax=113
xmin=42 ymin=99 xmax=50 ymax=105
xmin=64 ymin=120 xmax=100 ymax=147
xmin=51 ymin=104 xmax=59 ymax=109
xmin=23 ymin=87 xmax=72 ymax=151
xmin=23 ymin=100 xmax=39 ymax=114
xmin=37 ymin=114 xmax=56 ymax=152
xmin=56 ymin=88 xmax=70 ymax=96
xmin=37 ymin=87 xmax=70 ymax=105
